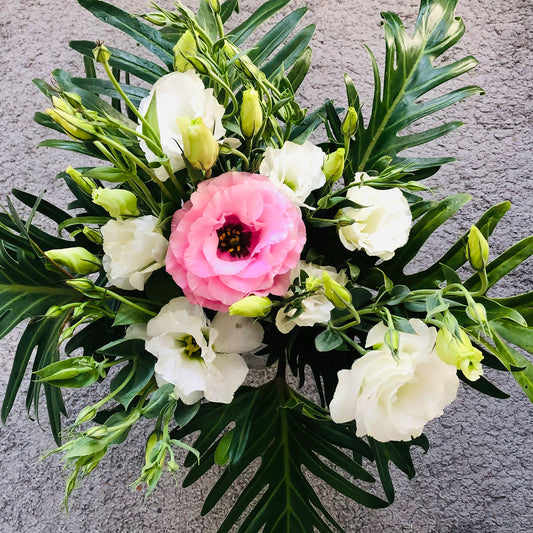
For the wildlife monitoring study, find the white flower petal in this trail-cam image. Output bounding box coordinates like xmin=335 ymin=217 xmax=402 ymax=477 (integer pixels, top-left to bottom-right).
xmin=204 ymin=352 xmax=249 ymax=404
xmin=211 ymin=313 xmax=264 ymax=354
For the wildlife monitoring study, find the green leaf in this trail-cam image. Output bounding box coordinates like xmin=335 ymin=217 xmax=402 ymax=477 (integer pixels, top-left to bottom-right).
xmin=173 ymin=380 xmax=387 ymax=533
xmin=458 ymin=373 xmax=510 ymax=399
xmin=142 ymin=383 xmax=175 ymax=419
xmin=70 ymin=41 xmax=168 ymax=84
xmin=464 ymin=236 xmax=533 ymax=292
xmin=35 ymin=356 xmax=101 ymax=388
xmin=111 ymin=357 xmax=155 ymax=409
xmin=344 ymin=0 xmax=483 ymax=176
xmin=38 ymin=139 xmax=99 ymax=158
xmin=491 ymin=320 xmax=533 ymax=353
xmin=70 ymin=77 xmax=148 ymax=103
xmin=386 ymin=193 xmax=471 ymax=272
xmin=78 ymin=0 xmax=174 ymax=67
xmin=315 ymin=328 xmax=343 ymax=352
xmin=248 ymin=8 xmax=308 ymax=66
xmin=113 ymin=302 xmax=154 ymax=326
xmin=228 ymin=0 xmax=290 ymax=45
xmin=494 ymin=292 xmax=533 ymax=327
xmin=286 ymin=47 xmax=312 ymax=93
xmin=262 ymin=25 xmax=316 ymax=80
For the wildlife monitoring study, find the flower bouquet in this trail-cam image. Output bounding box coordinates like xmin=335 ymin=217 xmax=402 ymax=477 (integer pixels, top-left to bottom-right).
xmin=1 ymin=0 xmax=531 ymax=531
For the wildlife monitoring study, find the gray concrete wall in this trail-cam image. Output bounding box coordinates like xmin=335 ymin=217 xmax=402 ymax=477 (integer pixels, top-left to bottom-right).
xmin=0 ymin=1 xmax=531 ymax=532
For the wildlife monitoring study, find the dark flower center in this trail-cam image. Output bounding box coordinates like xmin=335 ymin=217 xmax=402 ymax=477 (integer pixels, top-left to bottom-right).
xmin=217 ymin=222 xmax=252 ymax=258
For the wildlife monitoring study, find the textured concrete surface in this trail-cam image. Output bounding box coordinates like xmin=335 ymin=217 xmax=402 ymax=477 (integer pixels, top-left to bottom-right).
xmin=0 ymin=0 xmax=532 ymax=532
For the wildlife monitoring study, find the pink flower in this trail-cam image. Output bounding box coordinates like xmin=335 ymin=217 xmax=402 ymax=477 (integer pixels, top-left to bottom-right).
xmin=166 ymin=172 xmax=306 ymax=311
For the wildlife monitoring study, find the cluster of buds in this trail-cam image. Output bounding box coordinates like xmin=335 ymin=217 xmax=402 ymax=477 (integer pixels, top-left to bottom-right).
xmin=45 ymin=92 xmax=102 ymax=141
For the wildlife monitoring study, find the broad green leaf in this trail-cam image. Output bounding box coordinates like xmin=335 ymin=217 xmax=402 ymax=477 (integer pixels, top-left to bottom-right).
xmin=142 ymin=383 xmax=175 ymax=419
xmin=70 ymin=77 xmax=149 ymax=103
xmin=35 ymin=356 xmax=101 ymax=388
xmin=197 ymin=0 xmax=218 ymax=41
xmin=405 ymin=201 xmax=511 ymax=288
xmin=70 ymin=40 xmax=167 ymax=84
xmin=173 ymin=380 xmax=387 ymax=533
xmin=491 ymin=319 xmax=533 ymax=353
xmin=464 ymin=236 xmax=533 ymax=292
xmin=78 ymin=0 xmax=174 ymax=67
xmin=262 ymin=25 xmax=316 ymax=79
xmin=248 ymin=8 xmax=308 ymax=66
xmin=287 ymin=47 xmax=312 ymax=93
xmin=343 ymin=0 xmax=483 ymax=177
xmin=113 ymin=302 xmax=154 ymax=326
xmin=315 ymin=328 xmax=343 ymax=352
xmin=221 ymin=0 xmax=239 ymax=23
xmin=228 ymin=0 xmax=290 ymax=46
xmin=386 ymin=193 xmax=471 ymax=273
xmin=110 ymin=357 xmax=155 ymax=409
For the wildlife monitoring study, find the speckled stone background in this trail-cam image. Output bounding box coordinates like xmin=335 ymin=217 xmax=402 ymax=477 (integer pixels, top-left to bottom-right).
xmin=0 ymin=1 xmax=531 ymax=532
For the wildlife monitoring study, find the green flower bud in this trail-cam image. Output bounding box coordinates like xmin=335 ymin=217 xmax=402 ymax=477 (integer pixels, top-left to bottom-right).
xmin=341 ymin=107 xmax=358 ymax=138
xmin=466 ymin=226 xmax=489 ymax=272
xmin=44 ymin=305 xmax=66 ymax=319
xmin=141 ymin=12 xmax=167 ymax=26
xmin=322 ymin=271 xmax=352 ymax=309
xmin=209 ymin=0 xmax=221 ymax=14
xmin=82 ymin=226 xmax=103 ymax=245
xmin=66 ymin=278 xmax=99 ymax=295
xmin=46 ymin=247 xmax=101 ymax=275
xmin=93 ymin=43 xmax=112 ymax=64
xmin=384 ymin=328 xmax=400 ymax=358
xmin=45 ymin=107 xmax=95 ymax=141
xmin=75 ymin=405 xmax=97 ymax=425
xmin=177 ymin=116 xmax=219 ymax=171
xmin=92 ymin=187 xmax=140 ymax=219
xmin=240 ymin=89 xmax=263 ymax=138
xmin=322 ymin=148 xmax=345 ymax=182
xmin=435 ymin=327 xmax=484 ymax=381
xmin=466 ymin=302 xmax=487 ymax=325
xmin=173 ymin=30 xmax=197 ymax=72
xmin=65 ymin=166 xmax=96 ymax=194
xmin=85 ymin=425 xmax=109 ymax=439
xmin=229 ymin=295 xmax=272 ymax=317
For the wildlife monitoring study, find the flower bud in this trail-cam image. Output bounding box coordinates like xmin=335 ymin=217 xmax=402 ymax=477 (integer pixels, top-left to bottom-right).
xmin=46 ymin=247 xmax=101 ymax=275
xmin=82 ymin=226 xmax=103 ymax=245
xmin=229 ymin=295 xmax=272 ymax=317
xmin=45 ymin=107 xmax=95 ymax=141
xmin=466 ymin=302 xmax=487 ymax=325
xmin=66 ymin=278 xmax=98 ymax=294
xmin=341 ymin=107 xmax=358 ymax=138
xmin=173 ymin=30 xmax=197 ymax=72
xmin=177 ymin=116 xmax=219 ymax=171
xmin=322 ymin=148 xmax=345 ymax=182
xmin=304 ymin=275 xmax=322 ymax=292
xmin=322 ymin=271 xmax=351 ymax=309
xmin=240 ymin=89 xmax=263 ymax=138
xmin=209 ymin=0 xmax=220 ymax=14
xmin=384 ymin=328 xmax=400 ymax=358
xmin=141 ymin=12 xmax=167 ymax=26
xmin=75 ymin=405 xmax=97 ymax=425
xmin=65 ymin=166 xmax=96 ymax=194
xmin=466 ymin=226 xmax=489 ymax=271
xmin=435 ymin=327 xmax=483 ymax=381
xmin=44 ymin=305 xmax=66 ymax=318
xmin=85 ymin=425 xmax=109 ymax=439
xmin=93 ymin=43 xmax=112 ymax=64
xmin=92 ymin=187 xmax=140 ymax=219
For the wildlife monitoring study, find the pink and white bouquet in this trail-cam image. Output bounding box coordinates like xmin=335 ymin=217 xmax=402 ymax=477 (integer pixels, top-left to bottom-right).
xmin=1 ymin=0 xmax=531 ymax=530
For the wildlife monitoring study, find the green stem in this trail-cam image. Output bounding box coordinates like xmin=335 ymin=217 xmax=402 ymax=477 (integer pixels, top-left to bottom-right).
xmin=103 ymin=289 xmax=157 ymax=317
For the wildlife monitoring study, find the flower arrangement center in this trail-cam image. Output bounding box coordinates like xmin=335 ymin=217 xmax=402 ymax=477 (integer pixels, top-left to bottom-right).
xmin=217 ymin=220 xmax=252 ymax=258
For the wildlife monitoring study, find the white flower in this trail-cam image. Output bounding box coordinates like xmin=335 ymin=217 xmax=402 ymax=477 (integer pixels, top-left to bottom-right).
xmin=127 ymin=298 xmax=264 ymax=405
xmin=337 ymin=176 xmax=411 ymax=260
xmin=330 ymin=319 xmax=459 ymax=442
xmin=101 ymin=215 xmax=168 ymax=291
xmin=137 ymin=71 xmax=225 ymax=181
xmin=276 ymin=261 xmax=347 ymax=333
xmin=260 ymin=140 xmax=326 ymax=206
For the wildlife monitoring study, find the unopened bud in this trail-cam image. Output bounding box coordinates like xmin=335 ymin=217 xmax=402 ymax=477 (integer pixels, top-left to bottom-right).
xmin=92 ymin=187 xmax=140 ymax=219
xmin=384 ymin=328 xmax=400 ymax=358
xmin=229 ymin=295 xmax=272 ymax=317
xmin=322 ymin=148 xmax=345 ymax=182
xmin=66 ymin=278 xmax=101 ymax=297
xmin=466 ymin=226 xmax=489 ymax=272
xmin=93 ymin=43 xmax=112 ymax=64
xmin=46 ymin=247 xmax=101 ymax=275
xmin=177 ymin=116 xmax=219 ymax=171
xmin=141 ymin=12 xmax=167 ymax=26
xmin=45 ymin=305 xmax=65 ymax=318
xmin=173 ymin=30 xmax=197 ymax=72
xmin=45 ymin=108 xmax=95 ymax=141
xmin=304 ymin=276 xmax=322 ymax=292
xmin=75 ymin=405 xmax=97 ymax=425
xmin=240 ymin=89 xmax=263 ymax=138
xmin=322 ymin=271 xmax=351 ymax=309
xmin=65 ymin=166 xmax=96 ymax=194
xmin=341 ymin=107 xmax=358 ymax=138
xmin=85 ymin=425 xmax=109 ymax=439
xmin=209 ymin=0 xmax=220 ymax=14
xmin=82 ymin=226 xmax=103 ymax=245
xmin=466 ymin=302 xmax=487 ymax=325
xmin=435 ymin=327 xmax=484 ymax=381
